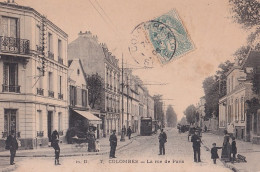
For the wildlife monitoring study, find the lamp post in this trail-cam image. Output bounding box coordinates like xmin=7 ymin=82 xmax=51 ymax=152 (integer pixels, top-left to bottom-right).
xmin=120 ymin=54 xmax=125 ymax=141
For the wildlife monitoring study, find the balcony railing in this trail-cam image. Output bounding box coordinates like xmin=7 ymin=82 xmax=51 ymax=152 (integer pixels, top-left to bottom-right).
xmin=48 ymin=51 xmax=54 ymax=60
xmin=36 ymin=45 xmax=44 ymax=54
xmin=58 ymin=93 xmax=63 ymax=100
xmin=37 ymin=88 xmax=44 ymax=96
xmin=0 ymin=36 xmax=30 ymax=55
xmin=2 ymin=85 xmax=20 ymax=93
xmin=58 ymin=56 xmax=63 ymax=65
xmin=37 ymin=131 xmax=44 ymax=137
xmin=48 ymin=90 xmax=54 ymax=98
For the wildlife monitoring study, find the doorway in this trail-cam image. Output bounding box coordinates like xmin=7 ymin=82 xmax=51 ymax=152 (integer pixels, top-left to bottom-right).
xmin=47 ymin=111 xmax=53 ymax=142
xmin=4 ymin=109 xmax=17 ymax=136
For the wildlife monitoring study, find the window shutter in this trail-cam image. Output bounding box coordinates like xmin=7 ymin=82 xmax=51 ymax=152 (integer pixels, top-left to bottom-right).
xmin=3 ymin=63 xmax=8 ymax=85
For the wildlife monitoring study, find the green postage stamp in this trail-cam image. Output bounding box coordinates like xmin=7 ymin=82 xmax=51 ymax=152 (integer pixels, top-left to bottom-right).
xmin=129 ymin=9 xmax=194 ymax=66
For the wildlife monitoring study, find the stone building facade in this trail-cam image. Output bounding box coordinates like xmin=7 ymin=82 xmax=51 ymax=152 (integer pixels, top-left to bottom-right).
xmin=0 ymin=2 xmax=68 ymax=149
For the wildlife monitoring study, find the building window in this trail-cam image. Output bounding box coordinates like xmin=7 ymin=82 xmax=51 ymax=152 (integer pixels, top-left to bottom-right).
xmin=48 ymin=33 xmax=53 ymax=52
xmin=38 ymin=110 xmax=43 ymax=132
xmin=1 ymin=17 xmax=17 ymax=38
xmin=241 ymin=97 xmax=244 ymax=121
xmin=235 ymin=99 xmax=238 ymax=121
xmin=58 ymin=39 xmax=62 ymax=58
xmin=77 ymin=69 xmax=80 ymax=75
xmin=70 ymin=85 xmax=77 ymax=106
xmin=58 ymin=112 xmax=62 ymax=132
xmin=48 ymin=72 xmax=54 ymax=97
xmin=36 ymin=25 xmax=41 ymax=48
xmin=231 ymin=76 xmax=234 ymax=91
xmin=3 ymin=63 xmax=19 ymax=93
xmin=82 ymin=89 xmax=87 ymax=107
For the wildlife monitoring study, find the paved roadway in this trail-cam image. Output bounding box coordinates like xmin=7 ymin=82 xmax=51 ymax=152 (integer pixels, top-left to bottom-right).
xmin=8 ymin=128 xmax=231 ymax=172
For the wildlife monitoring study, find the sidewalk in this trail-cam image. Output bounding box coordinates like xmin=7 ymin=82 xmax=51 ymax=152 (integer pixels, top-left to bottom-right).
xmin=0 ymin=133 xmax=139 ymax=171
xmin=201 ymin=132 xmax=260 ymax=172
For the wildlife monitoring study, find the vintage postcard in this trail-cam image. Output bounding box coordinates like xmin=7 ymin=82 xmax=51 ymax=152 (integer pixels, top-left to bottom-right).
xmin=0 ymin=0 xmax=259 ymax=172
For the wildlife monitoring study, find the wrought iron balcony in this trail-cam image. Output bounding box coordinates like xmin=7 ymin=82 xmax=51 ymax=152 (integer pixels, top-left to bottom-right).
xmin=58 ymin=93 xmax=63 ymax=100
xmin=48 ymin=51 xmax=54 ymax=60
xmin=48 ymin=90 xmax=54 ymax=98
xmin=37 ymin=88 xmax=44 ymax=96
xmin=36 ymin=45 xmax=44 ymax=54
xmin=37 ymin=131 xmax=44 ymax=137
xmin=58 ymin=56 xmax=63 ymax=65
xmin=2 ymin=85 xmax=20 ymax=93
xmin=0 ymin=36 xmax=30 ymax=55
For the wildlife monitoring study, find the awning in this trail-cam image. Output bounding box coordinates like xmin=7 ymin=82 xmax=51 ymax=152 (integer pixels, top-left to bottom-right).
xmin=74 ymin=110 xmax=102 ymax=125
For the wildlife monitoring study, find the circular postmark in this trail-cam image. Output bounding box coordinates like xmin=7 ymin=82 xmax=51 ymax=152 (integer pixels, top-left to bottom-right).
xmin=128 ymin=20 xmax=176 ymax=66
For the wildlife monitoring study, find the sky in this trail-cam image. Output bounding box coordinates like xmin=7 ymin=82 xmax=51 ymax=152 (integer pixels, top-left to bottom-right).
xmin=14 ymin=0 xmax=249 ymax=120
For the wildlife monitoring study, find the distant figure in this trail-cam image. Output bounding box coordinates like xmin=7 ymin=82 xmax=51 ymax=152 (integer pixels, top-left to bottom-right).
xmin=51 ymin=130 xmax=60 ymax=165
xmin=211 ymin=143 xmax=222 ymax=164
xmin=158 ymin=129 xmax=167 ymax=155
xmin=87 ymin=129 xmax=96 ymax=152
xmin=5 ymin=130 xmax=18 ymax=165
xmin=204 ymin=125 xmax=207 ymax=132
xmin=109 ymin=130 xmax=117 ymax=158
xmin=127 ymin=126 xmax=132 ymax=139
xmin=191 ymin=130 xmax=201 ymax=162
xmin=231 ymin=137 xmax=237 ymax=163
xmin=221 ymin=130 xmax=231 ymax=162
xmin=95 ymin=140 xmax=100 ymax=152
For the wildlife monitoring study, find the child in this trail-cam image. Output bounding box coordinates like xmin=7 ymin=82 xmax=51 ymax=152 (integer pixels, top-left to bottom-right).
xmin=231 ymin=137 xmax=237 ymax=163
xmin=95 ymin=140 xmax=100 ymax=152
xmin=211 ymin=143 xmax=222 ymax=164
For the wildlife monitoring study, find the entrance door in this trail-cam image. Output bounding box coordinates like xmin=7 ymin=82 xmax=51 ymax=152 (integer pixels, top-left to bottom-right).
xmin=47 ymin=111 xmax=53 ymax=142
xmin=4 ymin=109 xmax=17 ymax=136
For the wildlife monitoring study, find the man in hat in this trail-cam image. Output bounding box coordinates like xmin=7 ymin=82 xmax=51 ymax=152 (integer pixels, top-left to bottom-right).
xmin=5 ymin=130 xmax=18 ymax=165
xmin=191 ymin=130 xmax=201 ymax=162
xmin=109 ymin=130 xmax=117 ymax=158
xmin=158 ymin=129 xmax=167 ymax=155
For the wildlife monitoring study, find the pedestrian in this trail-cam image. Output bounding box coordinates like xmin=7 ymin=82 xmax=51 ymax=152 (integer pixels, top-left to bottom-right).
xmin=204 ymin=125 xmax=207 ymax=132
xmin=211 ymin=143 xmax=222 ymax=164
xmin=158 ymin=129 xmax=167 ymax=155
xmin=5 ymin=130 xmax=18 ymax=165
xmin=127 ymin=126 xmax=132 ymax=139
xmin=221 ymin=130 xmax=231 ymax=162
xmin=231 ymin=137 xmax=237 ymax=163
xmin=191 ymin=130 xmax=201 ymax=162
xmin=95 ymin=140 xmax=100 ymax=152
xmin=51 ymin=130 xmax=61 ymax=165
xmin=109 ymin=130 xmax=117 ymax=158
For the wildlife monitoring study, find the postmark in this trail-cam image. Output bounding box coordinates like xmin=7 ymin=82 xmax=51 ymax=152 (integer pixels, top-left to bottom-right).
xmin=129 ymin=9 xmax=194 ymax=66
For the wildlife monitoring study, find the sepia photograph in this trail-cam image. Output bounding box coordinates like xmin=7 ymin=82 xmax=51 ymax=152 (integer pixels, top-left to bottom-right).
xmin=0 ymin=0 xmax=259 ymax=171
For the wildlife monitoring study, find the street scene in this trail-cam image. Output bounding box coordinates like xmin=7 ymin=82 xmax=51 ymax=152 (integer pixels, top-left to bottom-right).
xmin=0 ymin=0 xmax=259 ymax=171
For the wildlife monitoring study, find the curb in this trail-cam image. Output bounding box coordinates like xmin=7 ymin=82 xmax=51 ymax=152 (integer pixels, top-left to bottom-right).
xmin=1 ymin=165 xmax=17 ymax=172
xmin=201 ymin=139 xmax=240 ymax=172
xmin=0 ymin=135 xmax=139 ymax=158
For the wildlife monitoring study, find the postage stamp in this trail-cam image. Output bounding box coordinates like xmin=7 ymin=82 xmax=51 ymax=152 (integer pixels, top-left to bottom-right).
xmin=129 ymin=9 xmax=194 ymax=66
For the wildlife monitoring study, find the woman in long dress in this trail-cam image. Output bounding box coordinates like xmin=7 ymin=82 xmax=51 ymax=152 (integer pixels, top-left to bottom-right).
xmin=221 ymin=130 xmax=231 ymax=162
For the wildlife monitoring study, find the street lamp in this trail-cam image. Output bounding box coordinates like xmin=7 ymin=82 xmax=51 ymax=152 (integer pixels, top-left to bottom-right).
xmin=120 ymin=54 xmax=125 ymax=141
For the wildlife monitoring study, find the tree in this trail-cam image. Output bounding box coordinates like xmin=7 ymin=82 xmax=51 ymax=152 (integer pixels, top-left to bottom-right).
xmin=229 ymin=0 xmax=260 ymax=47
xmin=184 ymin=105 xmax=196 ymax=124
xmin=179 ymin=117 xmax=187 ymax=125
xmin=153 ymin=95 xmax=164 ymax=126
xmin=202 ymin=76 xmax=219 ymax=119
xmin=86 ymin=73 xmax=104 ymax=109
xmin=166 ymin=105 xmax=177 ymax=127
xmin=229 ymin=0 xmax=260 ymax=29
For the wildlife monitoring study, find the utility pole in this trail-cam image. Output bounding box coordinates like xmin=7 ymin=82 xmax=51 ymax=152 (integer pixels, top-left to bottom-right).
xmin=127 ymin=74 xmax=129 ymax=128
xmin=120 ymin=54 xmax=125 ymax=141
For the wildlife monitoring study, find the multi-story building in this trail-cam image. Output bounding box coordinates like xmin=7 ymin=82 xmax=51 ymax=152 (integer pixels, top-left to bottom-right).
xmin=68 ymin=59 xmax=101 ymax=138
xmin=0 ymin=1 xmax=68 ymax=149
xmin=68 ymin=31 xmax=120 ymax=137
xmin=219 ymin=50 xmax=260 ymax=141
